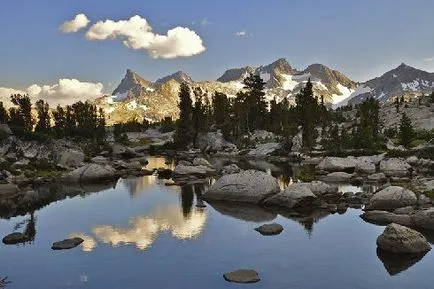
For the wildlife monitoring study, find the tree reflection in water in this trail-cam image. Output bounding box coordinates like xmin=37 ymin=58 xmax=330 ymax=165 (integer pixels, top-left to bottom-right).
xmin=0 ymin=277 xmax=10 ymax=288
xmin=10 ymin=211 xmax=37 ymax=245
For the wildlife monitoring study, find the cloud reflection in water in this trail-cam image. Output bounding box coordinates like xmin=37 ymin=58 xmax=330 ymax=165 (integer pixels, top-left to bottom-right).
xmin=72 ymin=205 xmax=207 ymax=252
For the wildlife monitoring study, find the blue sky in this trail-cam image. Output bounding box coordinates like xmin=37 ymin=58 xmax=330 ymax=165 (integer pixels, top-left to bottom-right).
xmin=1 ymin=0 xmax=434 ymax=93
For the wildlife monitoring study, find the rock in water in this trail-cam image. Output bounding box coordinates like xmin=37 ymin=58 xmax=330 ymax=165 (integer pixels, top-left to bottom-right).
xmin=65 ymin=164 xmax=119 ymax=183
xmin=223 ymin=269 xmax=260 ymax=283
xmin=264 ymin=183 xmax=319 ymax=209
xmin=365 ymin=186 xmax=417 ymax=211
xmin=254 ymin=223 xmax=283 ymax=236
xmin=52 ymin=237 xmax=84 ymax=250
xmin=2 ymin=232 xmax=28 ymax=245
xmin=316 ymin=157 xmax=356 ymax=173
xmin=376 ymin=223 xmax=431 ymax=254
xmin=202 ymin=170 xmax=280 ymax=205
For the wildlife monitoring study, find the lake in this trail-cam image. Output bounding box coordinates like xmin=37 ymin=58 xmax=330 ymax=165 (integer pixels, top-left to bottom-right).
xmin=0 ymin=157 xmax=433 ymax=289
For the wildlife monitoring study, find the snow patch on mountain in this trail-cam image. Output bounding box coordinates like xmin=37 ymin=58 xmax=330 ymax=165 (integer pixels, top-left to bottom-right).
xmin=331 ymin=84 xmax=355 ymax=104
xmin=260 ymin=72 xmax=271 ymax=82
xmin=282 ymin=74 xmax=298 ymax=91
xmin=333 ymin=85 xmax=372 ymax=108
xmin=112 ymin=92 xmax=129 ymax=102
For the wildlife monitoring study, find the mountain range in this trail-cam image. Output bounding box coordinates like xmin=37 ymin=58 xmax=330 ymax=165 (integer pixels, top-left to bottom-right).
xmin=97 ymin=59 xmax=434 ymax=124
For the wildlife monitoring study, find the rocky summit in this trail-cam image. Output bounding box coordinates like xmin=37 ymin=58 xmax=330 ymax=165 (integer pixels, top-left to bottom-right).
xmin=96 ymin=59 xmax=434 ymax=124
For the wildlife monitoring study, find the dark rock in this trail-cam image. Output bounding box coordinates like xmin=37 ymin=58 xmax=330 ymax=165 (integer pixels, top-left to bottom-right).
xmin=376 ymin=223 xmax=431 ymax=254
xmin=223 ymin=269 xmax=260 ymax=283
xmin=51 ymin=237 xmax=84 ymax=250
xmin=2 ymin=232 xmax=28 ymax=245
xmin=254 ymin=223 xmax=284 ymax=236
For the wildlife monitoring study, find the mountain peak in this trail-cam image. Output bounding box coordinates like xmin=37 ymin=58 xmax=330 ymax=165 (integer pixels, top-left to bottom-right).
xmin=156 ymin=71 xmax=193 ymax=84
xmin=265 ymin=58 xmax=295 ymax=75
xmin=217 ymin=66 xmax=256 ymax=82
xmin=112 ymin=69 xmax=152 ymax=96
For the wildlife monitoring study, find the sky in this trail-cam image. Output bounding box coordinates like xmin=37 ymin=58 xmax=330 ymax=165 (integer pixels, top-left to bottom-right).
xmin=1 ymin=0 xmax=434 ymax=103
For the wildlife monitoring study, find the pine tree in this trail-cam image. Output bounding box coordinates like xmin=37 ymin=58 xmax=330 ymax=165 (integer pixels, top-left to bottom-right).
xmin=243 ymin=73 xmax=267 ymax=131
xmin=430 ymin=91 xmax=434 ymax=103
xmin=295 ymin=79 xmax=318 ymax=150
xmin=212 ymin=92 xmax=231 ymax=139
xmin=174 ymin=83 xmax=194 ymax=148
xmin=8 ymin=94 xmax=34 ymax=137
xmin=354 ymin=97 xmax=381 ymax=150
xmin=394 ymin=97 xmax=400 ymax=113
xmin=192 ymin=87 xmax=206 ymax=147
xmin=65 ymin=105 xmax=76 ymax=137
xmin=96 ymin=108 xmax=106 ymax=143
xmin=34 ymin=100 xmax=51 ymax=137
xmin=399 ymin=112 xmax=414 ymax=148
xmin=0 ymin=102 xmax=8 ymax=124
xmin=52 ymin=105 xmax=66 ymax=138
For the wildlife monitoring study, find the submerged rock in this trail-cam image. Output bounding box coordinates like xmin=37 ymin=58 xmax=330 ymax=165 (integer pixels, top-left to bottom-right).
xmin=254 ymin=223 xmax=284 ymax=236
xmin=376 ymin=223 xmax=431 ymax=254
xmin=203 ymin=170 xmax=280 ymax=205
xmin=52 ymin=237 xmax=84 ymax=250
xmin=365 ymin=186 xmax=417 ymax=211
xmin=2 ymin=232 xmax=28 ymax=245
xmin=223 ymin=269 xmax=260 ymax=283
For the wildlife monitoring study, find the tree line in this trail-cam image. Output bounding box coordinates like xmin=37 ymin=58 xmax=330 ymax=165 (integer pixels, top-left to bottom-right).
xmin=174 ymin=73 xmax=425 ymax=153
xmin=174 ymin=73 xmax=328 ymax=151
xmin=0 ymin=94 xmax=106 ymax=143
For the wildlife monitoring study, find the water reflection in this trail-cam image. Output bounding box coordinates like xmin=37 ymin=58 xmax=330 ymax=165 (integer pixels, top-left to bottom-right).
xmin=68 ymin=233 xmax=97 ymax=252
xmin=74 ymin=205 xmax=207 ymax=252
xmin=376 ymin=248 xmax=428 ymax=275
xmin=207 ymin=202 xmax=277 ymax=222
xmin=0 ymin=181 xmax=117 ymax=219
xmin=121 ymin=176 xmax=158 ymax=198
xmin=146 ymin=157 xmax=176 ymax=170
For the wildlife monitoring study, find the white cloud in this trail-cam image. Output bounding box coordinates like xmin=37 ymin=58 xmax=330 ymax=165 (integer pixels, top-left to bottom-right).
xmin=0 ymin=79 xmax=104 ymax=106
xmin=84 ymin=15 xmax=205 ymax=59
xmin=236 ymin=30 xmax=252 ymax=37
xmin=0 ymin=87 xmax=25 ymax=102
xmin=60 ymin=13 xmax=90 ymax=33
xmin=423 ymin=56 xmax=434 ymax=62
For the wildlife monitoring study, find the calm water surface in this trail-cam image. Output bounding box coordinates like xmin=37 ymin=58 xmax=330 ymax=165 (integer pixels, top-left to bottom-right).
xmin=0 ymin=157 xmax=433 ymax=289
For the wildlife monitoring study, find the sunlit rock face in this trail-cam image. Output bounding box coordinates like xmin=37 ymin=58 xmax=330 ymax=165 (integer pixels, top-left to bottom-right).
xmin=87 ymin=205 xmax=207 ymax=251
